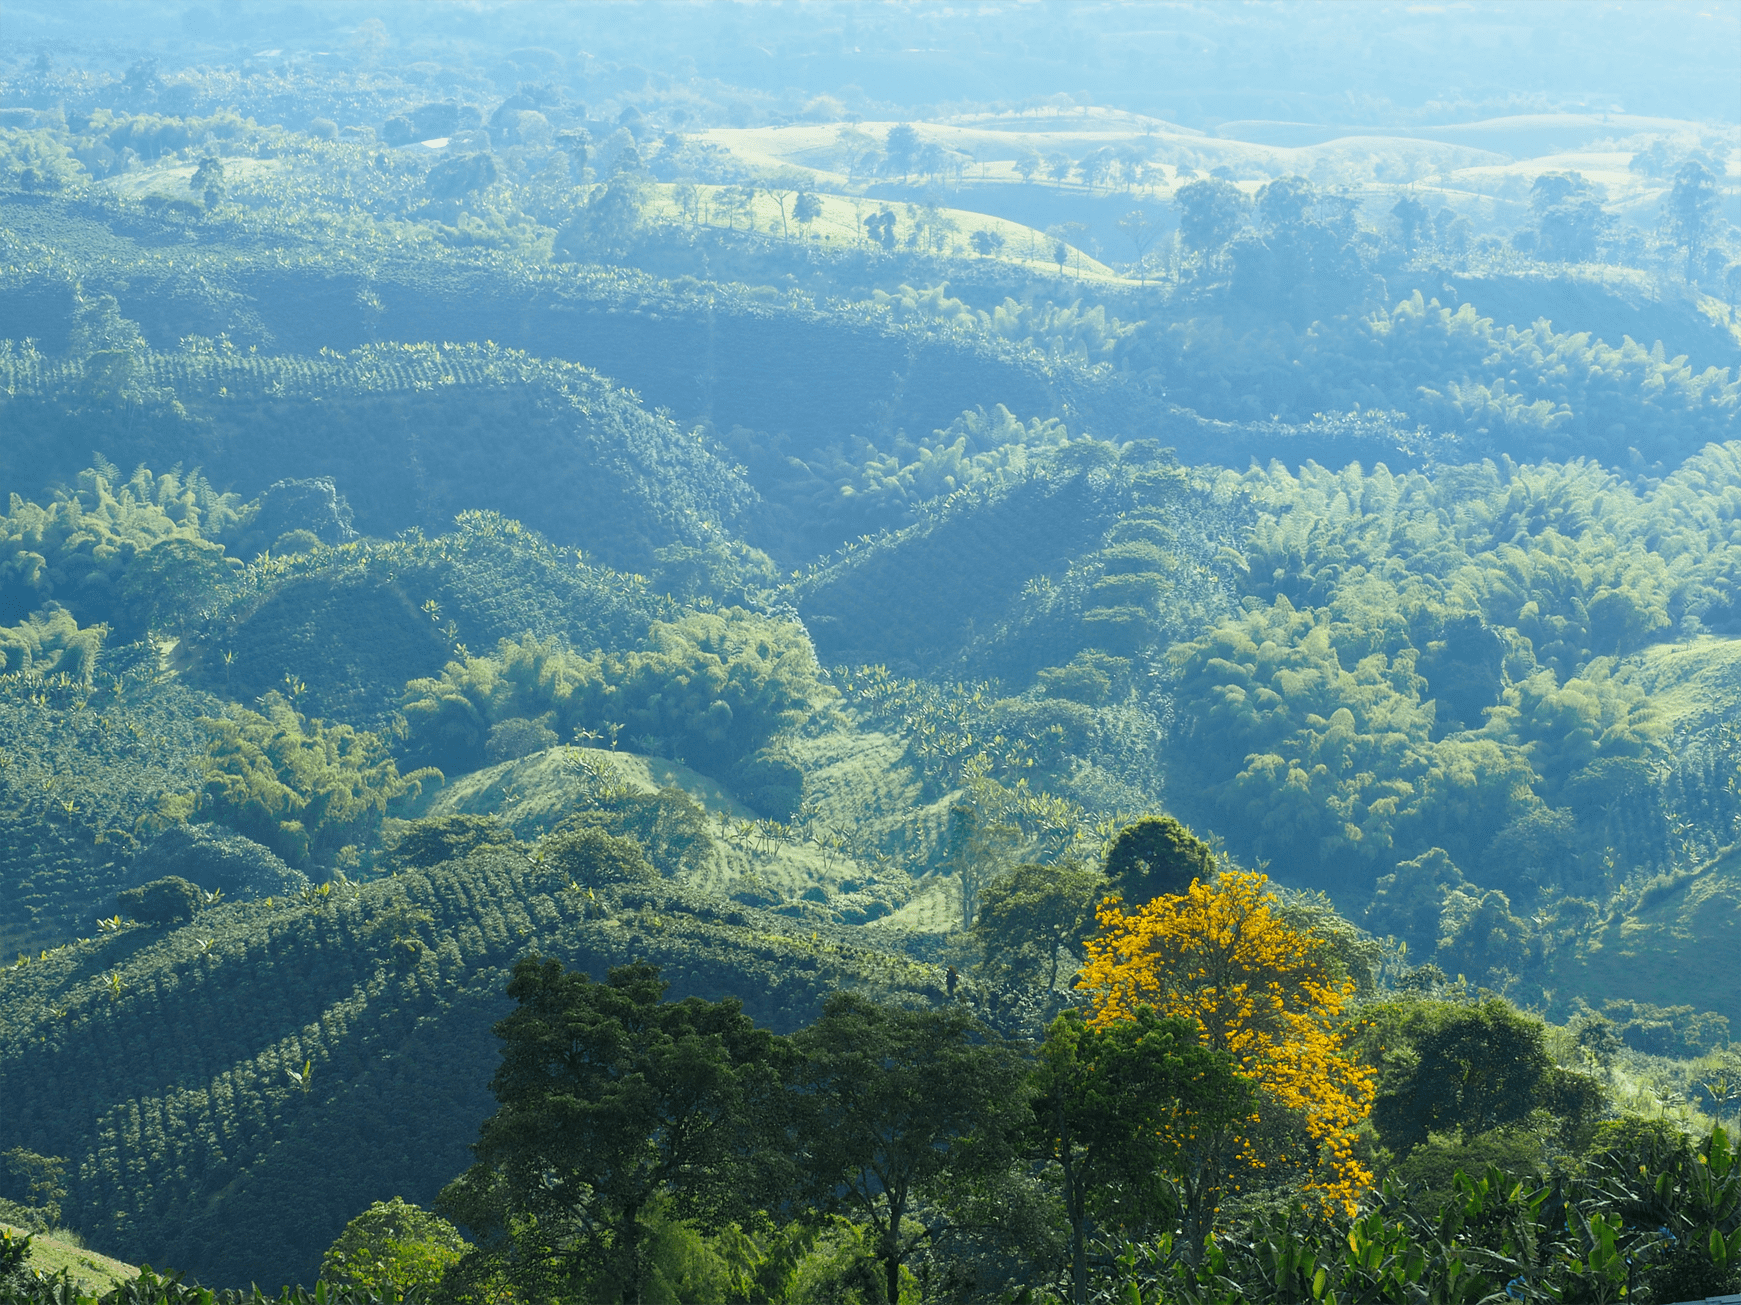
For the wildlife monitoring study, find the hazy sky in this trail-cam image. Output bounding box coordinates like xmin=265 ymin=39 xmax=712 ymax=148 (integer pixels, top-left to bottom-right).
xmin=6 ymin=0 xmax=1740 ymax=129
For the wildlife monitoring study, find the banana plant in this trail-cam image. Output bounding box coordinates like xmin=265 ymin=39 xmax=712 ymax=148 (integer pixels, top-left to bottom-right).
xmin=1547 ymin=1207 xmax=1630 ymax=1304
xmin=1589 ymin=1120 xmax=1741 ymax=1290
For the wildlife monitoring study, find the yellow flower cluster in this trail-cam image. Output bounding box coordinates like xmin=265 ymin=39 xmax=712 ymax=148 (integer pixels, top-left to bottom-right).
xmin=1080 ymin=870 xmax=1375 ymax=1212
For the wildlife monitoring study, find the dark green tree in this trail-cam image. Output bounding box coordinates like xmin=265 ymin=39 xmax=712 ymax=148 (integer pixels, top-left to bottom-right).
xmin=1368 ymin=997 xmax=1554 ymax=1152
xmin=884 ymin=124 xmax=919 ymax=179
xmin=1029 ymin=1009 xmax=1253 ymax=1305
xmin=1174 ymin=178 xmax=1249 ymax=262
xmin=555 ymin=153 xmax=648 ymax=260
xmin=1103 ymin=815 xmax=1214 ymax=908
xmin=1391 ymin=195 xmax=1430 ymax=252
xmin=970 ymin=228 xmax=1006 ymax=256
xmin=1666 ymin=161 xmax=1720 ymax=281
xmin=118 ymin=536 xmax=235 ymax=636
xmin=440 ymin=959 xmax=791 ymax=1303
xmin=791 ymin=993 xmax=1027 ymax=1305
xmin=1528 ymin=172 xmax=1605 ymax=262
xmin=973 ymin=861 xmax=1105 ymax=989
xmin=1256 ymin=174 xmax=1316 ymax=229
xmin=1118 ymin=208 xmax=1161 ymax=283
xmin=190 ymin=153 xmax=226 ymax=208
xmin=380 ymin=815 xmax=517 ymax=871
xmin=1 ymin=1149 xmax=67 ymax=1229
xmin=424 ymin=151 xmax=498 ymax=201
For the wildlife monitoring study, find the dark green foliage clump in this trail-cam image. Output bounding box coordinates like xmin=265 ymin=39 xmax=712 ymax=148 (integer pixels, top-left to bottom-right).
xmin=1103 ymin=816 xmax=1215 ymax=907
xmin=728 ymin=747 xmax=806 ymax=821
xmin=548 ymin=790 xmax=712 ymax=879
xmin=440 ymin=958 xmax=789 ymax=1304
xmin=379 ymin=815 xmax=518 ymax=872
xmin=0 ymin=1147 xmax=67 ymax=1234
xmin=973 ymin=861 xmax=1105 ymax=989
xmin=539 ymin=824 xmax=661 ymax=888
xmin=1358 ymin=997 xmax=1605 ymax=1156
xmin=115 ymin=876 xmax=203 ymax=926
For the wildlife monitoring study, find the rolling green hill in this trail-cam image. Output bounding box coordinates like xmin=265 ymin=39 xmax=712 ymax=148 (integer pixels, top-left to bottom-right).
xmin=1 ymin=47 xmax=1739 ymax=1297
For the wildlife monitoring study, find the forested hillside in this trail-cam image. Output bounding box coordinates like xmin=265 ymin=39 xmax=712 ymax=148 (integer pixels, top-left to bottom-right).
xmin=0 ymin=3 xmax=1738 ymax=1301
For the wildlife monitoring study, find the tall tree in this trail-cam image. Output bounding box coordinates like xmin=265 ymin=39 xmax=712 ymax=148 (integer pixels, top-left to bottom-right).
xmin=1529 ymin=172 xmax=1605 ymax=262
xmin=973 ymin=860 xmax=1104 ymax=989
xmin=1080 ymin=871 xmax=1375 ymax=1238
xmin=759 ymin=170 xmax=808 ymax=237
xmin=1666 ymin=161 xmax=1719 ymax=281
xmin=884 ymin=123 xmax=920 ymax=180
xmin=1391 ymin=194 xmax=1430 ymax=253
xmin=791 ymin=993 xmax=1027 ymax=1305
xmin=1365 ymin=996 xmax=1556 ymax=1151
xmin=441 ymin=959 xmax=790 ymax=1303
xmin=1118 ymin=208 xmax=1162 ymax=284
xmin=190 ymin=153 xmax=226 ymax=208
xmin=1029 ymin=1009 xmax=1253 ymax=1303
xmin=1174 ymin=177 xmax=1250 ymax=264
xmin=1256 ymin=174 xmax=1315 ymax=229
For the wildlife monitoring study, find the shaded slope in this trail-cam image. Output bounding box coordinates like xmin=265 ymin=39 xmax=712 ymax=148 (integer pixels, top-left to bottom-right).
xmin=0 ymin=848 xmax=946 ymax=1289
xmin=0 ymin=345 xmax=753 ymax=570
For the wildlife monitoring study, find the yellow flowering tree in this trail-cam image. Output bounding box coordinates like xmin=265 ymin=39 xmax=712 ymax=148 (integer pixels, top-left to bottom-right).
xmin=1080 ymin=870 xmax=1375 ymax=1230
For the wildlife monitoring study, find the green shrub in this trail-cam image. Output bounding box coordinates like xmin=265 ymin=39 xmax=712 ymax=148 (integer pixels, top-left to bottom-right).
xmin=320 ymin=1197 xmax=469 ymax=1302
xmin=547 ymin=789 xmax=712 ymax=879
xmin=538 ymin=824 xmax=660 ymax=889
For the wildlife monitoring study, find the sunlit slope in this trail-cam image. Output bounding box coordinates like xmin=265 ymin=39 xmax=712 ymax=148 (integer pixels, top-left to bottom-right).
xmin=424 ymin=746 xmax=760 ymax=833
xmin=1615 ymin=636 xmax=1741 ymax=735
xmin=1549 ymin=841 xmax=1741 ymax=1017
xmin=0 ymin=847 xmax=946 ymax=1289
xmin=0 ymin=1223 xmax=140 ymax=1293
xmin=421 ymin=731 xmax=951 ymax=924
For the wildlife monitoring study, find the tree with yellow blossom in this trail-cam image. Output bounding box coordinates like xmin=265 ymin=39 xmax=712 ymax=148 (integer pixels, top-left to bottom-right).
xmin=1079 ymin=870 xmax=1375 ymax=1242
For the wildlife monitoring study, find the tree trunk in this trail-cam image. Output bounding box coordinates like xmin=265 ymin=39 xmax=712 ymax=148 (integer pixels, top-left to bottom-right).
xmin=881 ymin=1191 xmax=906 ymax=1305
xmin=1057 ymin=1125 xmax=1088 ymax=1305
